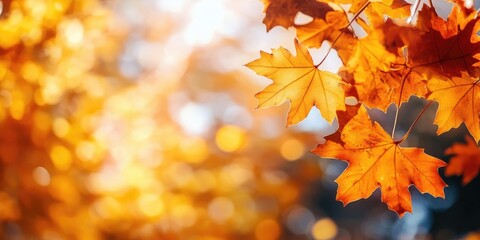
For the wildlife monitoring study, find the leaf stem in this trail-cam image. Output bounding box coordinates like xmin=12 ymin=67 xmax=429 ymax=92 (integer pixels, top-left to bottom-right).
xmin=315 ymin=1 xmax=371 ymax=68
xmin=392 ymin=68 xmax=411 ymax=139
xmin=407 ymin=0 xmax=422 ymax=24
xmin=397 ymin=100 xmax=434 ymax=144
xmin=391 ymin=105 xmax=399 ymax=139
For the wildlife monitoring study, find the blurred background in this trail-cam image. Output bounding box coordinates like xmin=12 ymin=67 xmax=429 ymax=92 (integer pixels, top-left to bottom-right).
xmin=0 ymin=0 xmax=478 ymax=239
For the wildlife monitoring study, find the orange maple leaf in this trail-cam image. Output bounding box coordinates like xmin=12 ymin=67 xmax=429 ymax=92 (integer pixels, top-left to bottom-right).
xmin=346 ymin=67 xmax=428 ymax=111
xmin=344 ymin=28 xmax=396 ymax=88
xmin=295 ymin=10 xmax=350 ymax=48
xmin=336 ymin=15 xmax=421 ymax=111
xmin=312 ymin=106 xmax=447 ymax=216
xmin=352 ymin=6 xmax=480 ymax=111
xmin=430 ymin=5 xmax=464 ymax=39
xmin=246 ymin=39 xmax=346 ymax=126
xmin=261 ymin=0 xmax=333 ymax=31
xmin=408 ymin=7 xmax=480 ymax=79
xmin=427 ymin=72 xmax=480 ymax=143
xmin=445 ymin=136 xmax=480 ymax=185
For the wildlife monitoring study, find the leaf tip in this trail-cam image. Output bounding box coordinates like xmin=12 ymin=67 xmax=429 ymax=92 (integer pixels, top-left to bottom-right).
xmin=396 ymin=211 xmax=407 ymax=218
xmin=310 ymin=144 xmax=322 ymax=154
xmin=335 ymin=197 xmax=349 ymax=207
xmin=388 ymin=204 xmax=412 ymax=218
xmin=285 ymin=120 xmax=293 ymax=128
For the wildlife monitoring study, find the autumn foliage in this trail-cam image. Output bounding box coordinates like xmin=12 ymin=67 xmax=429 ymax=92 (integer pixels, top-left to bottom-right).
xmin=445 ymin=136 xmax=480 ymax=185
xmin=248 ymin=0 xmax=480 ymax=216
xmin=0 ymin=0 xmax=479 ymax=238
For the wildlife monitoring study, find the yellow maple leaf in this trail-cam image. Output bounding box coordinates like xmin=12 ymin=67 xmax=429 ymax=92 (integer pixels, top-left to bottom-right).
xmin=246 ymin=39 xmax=345 ymax=125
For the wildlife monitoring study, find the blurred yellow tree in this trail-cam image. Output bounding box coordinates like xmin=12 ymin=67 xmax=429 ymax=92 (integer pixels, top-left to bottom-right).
xmin=0 ymin=0 xmax=328 ymax=239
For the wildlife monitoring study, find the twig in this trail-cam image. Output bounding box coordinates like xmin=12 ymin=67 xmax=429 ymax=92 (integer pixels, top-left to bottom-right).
xmin=397 ymin=100 xmax=434 ymax=144
xmin=315 ymin=1 xmax=371 ymax=68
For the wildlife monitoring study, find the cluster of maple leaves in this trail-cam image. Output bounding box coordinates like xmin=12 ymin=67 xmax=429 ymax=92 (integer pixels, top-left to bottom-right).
xmin=247 ymin=0 xmax=480 ymax=216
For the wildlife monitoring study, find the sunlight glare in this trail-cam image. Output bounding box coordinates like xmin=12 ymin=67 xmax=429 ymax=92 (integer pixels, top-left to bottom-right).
xmin=179 ymin=102 xmax=214 ymax=136
xmin=155 ymin=0 xmax=186 ymax=13
xmin=183 ymin=0 xmax=224 ymax=46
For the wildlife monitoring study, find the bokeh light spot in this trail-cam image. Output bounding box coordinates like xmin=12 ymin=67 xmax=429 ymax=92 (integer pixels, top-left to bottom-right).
xmin=50 ymin=144 xmax=73 ymax=171
xmin=21 ymin=61 xmax=42 ymax=82
xmin=33 ymin=167 xmax=50 ymax=186
xmin=280 ymin=138 xmax=305 ymax=161
xmin=215 ymin=125 xmax=246 ymax=153
xmin=52 ymin=118 xmax=70 ymax=138
xmin=311 ymin=218 xmax=338 ymax=240
xmin=61 ymin=19 xmax=84 ymax=47
xmin=172 ymin=204 xmax=198 ymax=228
xmin=285 ymin=206 xmax=315 ymax=235
xmin=94 ymin=197 xmax=123 ymax=220
xmin=178 ymin=102 xmax=214 ymax=136
xmin=138 ymin=194 xmax=164 ymax=218
xmin=75 ymin=141 xmax=99 ymax=164
xmin=208 ymin=197 xmax=235 ymax=223
xmin=180 ymin=137 xmax=209 ymax=164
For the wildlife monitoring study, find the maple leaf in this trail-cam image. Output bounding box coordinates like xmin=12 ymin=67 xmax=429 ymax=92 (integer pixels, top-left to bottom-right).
xmin=345 ymin=6 xmax=480 ymax=114
xmin=261 ymin=0 xmax=333 ymax=31
xmin=430 ymin=5 xmax=465 ymax=39
xmin=357 ymin=7 xmax=480 ymax=115
xmin=370 ymin=0 xmax=410 ymax=18
xmin=408 ymin=6 xmax=480 ymax=79
xmin=445 ymin=136 xmax=480 ymax=185
xmin=356 ymin=6 xmax=480 ymax=111
xmin=246 ymin=39 xmax=346 ymax=125
xmin=427 ymin=72 xmax=480 ymax=143
xmin=429 ymin=3 xmax=477 ymax=38
xmin=349 ymin=66 xmax=428 ymax=111
xmin=295 ymin=10 xmax=350 ymax=48
xmin=312 ymin=106 xmax=447 ymax=216
xmin=336 ymin=15 xmax=416 ymax=111
xmin=330 ymin=0 xmax=410 ymax=18
xmin=345 ymin=29 xmax=396 ymax=77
